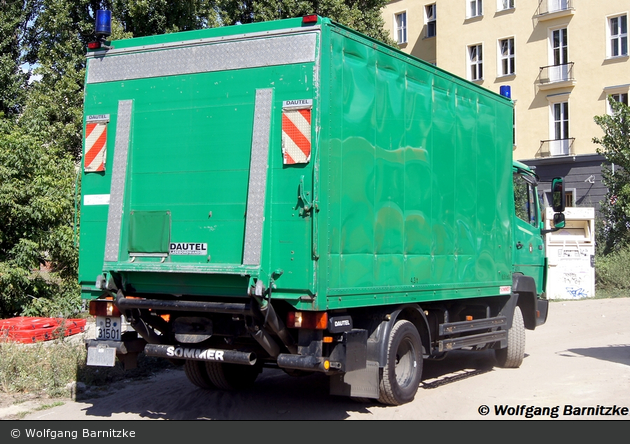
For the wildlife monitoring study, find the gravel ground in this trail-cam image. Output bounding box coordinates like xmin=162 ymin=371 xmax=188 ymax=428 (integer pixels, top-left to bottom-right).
xmin=2 ymin=297 xmax=629 ymax=421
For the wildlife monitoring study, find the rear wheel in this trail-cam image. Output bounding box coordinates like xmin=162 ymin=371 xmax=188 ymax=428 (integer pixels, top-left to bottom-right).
xmin=205 ymin=362 xmax=262 ymax=391
xmin=495 ymin=305 xmax=525 ymax=368
xmin=378 ymin=320 xmax=423 ymax=406
xmin=183 ymin=360 xmax=215 ymax=389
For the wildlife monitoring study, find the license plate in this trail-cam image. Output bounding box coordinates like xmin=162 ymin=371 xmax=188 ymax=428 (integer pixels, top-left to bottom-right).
xmin=87 ymin=345 xmax=117 ymax=367
xmin=96 ymin=316 xmax=121 ymax=341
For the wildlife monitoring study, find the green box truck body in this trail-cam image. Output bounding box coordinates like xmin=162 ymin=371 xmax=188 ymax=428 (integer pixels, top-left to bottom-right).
xmin=80 ymin=16 xmax=562 ymax=405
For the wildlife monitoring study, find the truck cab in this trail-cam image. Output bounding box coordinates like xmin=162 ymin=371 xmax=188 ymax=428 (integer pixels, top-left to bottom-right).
xmin=512 ymin=160 xmax=565 ymax=328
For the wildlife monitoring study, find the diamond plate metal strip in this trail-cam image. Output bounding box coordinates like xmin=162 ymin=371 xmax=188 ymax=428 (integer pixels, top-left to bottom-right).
xmin=87 ymin=34 xmax=316 ymax=84
xmin=104 ymin=100 xmax=133 ymax=263
xmin=242 ymin=89 xmax=273 ymax=266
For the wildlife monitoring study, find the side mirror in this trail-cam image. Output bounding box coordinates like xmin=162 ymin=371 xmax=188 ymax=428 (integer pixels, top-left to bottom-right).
xmin=551 ymin=177 xmax=565 ymax=213
xmin=553 ymin=212 xmax=565 ymax=229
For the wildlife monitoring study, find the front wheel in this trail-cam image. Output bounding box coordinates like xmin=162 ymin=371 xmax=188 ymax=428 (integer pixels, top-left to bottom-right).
xmin=378 ymin=320 xmax=423 ymax=406
xmin=495 ymin=305 xmax=525 ymax=368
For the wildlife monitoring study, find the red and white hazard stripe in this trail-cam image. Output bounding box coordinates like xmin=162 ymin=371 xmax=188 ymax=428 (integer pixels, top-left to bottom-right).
xmin=84 ymin=122 xmax=107 ymax=172
xmin=282 ymin=109 xmax=311 ymax=164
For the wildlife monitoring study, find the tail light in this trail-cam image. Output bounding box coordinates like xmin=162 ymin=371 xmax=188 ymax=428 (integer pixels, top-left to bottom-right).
xmin=89 ymin=299 xmax=121 ymax=317
xmin=286 ymin=311 xmax=328 ymax=329
xmin=302 ymin=15 xmax=318 ymax=25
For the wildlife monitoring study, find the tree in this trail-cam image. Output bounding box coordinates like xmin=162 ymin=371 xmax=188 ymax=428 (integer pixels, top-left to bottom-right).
xmin=17 ymin=1 xmax=115 ymax=161
xmin=217 ymin=0 xmax=393 ymax=44
xmin=0 ymin=121 xmax=79 ymax=317
xmin=112 ymin=0 xmax=221 ymax=37
xmin=593 ymin=97 xmax=630 ymax=254
xmin=0 ymin=0 xmax=393 ymax=318
xmin=0 ymin=1 xmax=114 ymax=317
xmin=0 ymin=0 xmax=41 ymax=119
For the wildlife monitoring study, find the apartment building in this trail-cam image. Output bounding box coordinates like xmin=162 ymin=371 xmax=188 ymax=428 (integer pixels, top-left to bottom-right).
xmin=382 ymin=0 xmax=628 ymax=213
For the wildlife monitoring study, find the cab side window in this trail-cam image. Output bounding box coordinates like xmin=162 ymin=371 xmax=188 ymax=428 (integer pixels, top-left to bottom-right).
xmin=513 ymin=173 xmax=538 ymax=227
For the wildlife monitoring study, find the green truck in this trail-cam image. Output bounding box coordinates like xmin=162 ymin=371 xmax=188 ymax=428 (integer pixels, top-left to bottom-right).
xmin=80 ymin=14 xmax=566 ymax=405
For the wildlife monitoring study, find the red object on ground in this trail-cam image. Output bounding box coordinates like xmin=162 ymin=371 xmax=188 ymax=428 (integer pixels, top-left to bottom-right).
xmin=0 ymin=317 xmax=86 ymax=343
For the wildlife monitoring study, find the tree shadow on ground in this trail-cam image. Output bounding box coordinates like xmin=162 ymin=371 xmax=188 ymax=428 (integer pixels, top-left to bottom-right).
xmin=559 ymin=344 xmax=630 ymax=366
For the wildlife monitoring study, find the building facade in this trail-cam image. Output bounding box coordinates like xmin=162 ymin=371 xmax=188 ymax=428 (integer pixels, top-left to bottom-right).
xmin=382 ymin=0 xmax=629 ymax=213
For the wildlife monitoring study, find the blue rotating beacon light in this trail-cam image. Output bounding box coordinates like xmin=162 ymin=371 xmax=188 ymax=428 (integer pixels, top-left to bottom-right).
xmin=89 ymin=10 xmax=112 ymax=50
xmin=95 ymin=10 xmax=112 ymax=39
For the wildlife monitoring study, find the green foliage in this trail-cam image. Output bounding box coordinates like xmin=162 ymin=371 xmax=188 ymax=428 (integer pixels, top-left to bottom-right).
xmin=0 ymin=0 xmax=392 ymax=319
xmin=0 ymin=124 xmax=79 ymax=317
xmin=0 ymin=336 xmax=175 ymax=398
xmin=595 ymin=245 xmax=630 ymax=293
xmin=113 ymin=0 xmax=222 ymax=37
xmin=0 ymin=0 xmax=40 ymax=118
xmin=0 ymin=340 xmax=85 ymax=396
xmin=593 ymin=98 xmax=630 ymax=254
xmin=217 ymin=0 xmax=394 ymax=44
xmin=19 ymin=0 xmax=109 ymax=161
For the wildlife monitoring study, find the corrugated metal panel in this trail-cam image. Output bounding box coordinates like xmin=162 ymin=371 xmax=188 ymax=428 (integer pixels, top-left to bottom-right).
xmin=104 ymin=100 xmax=133 ymax=263
xmin=87 ymin=33 xmax=317 ymax=84
xmin=242 ymin=89 xmax=273 ymax=266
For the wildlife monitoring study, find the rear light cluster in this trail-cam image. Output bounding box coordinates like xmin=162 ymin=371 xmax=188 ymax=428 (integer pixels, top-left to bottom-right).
xmin=286 ymin=311 xmax=328 ymax=329
xmin=89 ymin=299 xmax=121 ymax=317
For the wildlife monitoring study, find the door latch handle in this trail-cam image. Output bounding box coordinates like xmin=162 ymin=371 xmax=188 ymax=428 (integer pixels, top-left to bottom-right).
xmin=298 ymin=175 xmax=312 ymax=215
xmin=516 ymin=241 xmax=524 ymax=249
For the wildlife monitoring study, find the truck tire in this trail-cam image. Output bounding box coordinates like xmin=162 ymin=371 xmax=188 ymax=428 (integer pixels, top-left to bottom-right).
xmin=183 ymin=360 xmax=215 ymax=389
xmin=378 ymin=319 xmax=423 ymax=406
xmin=205 ymin=362 xmax=261 ymax=391
xmin=495 ymin=305 xmax=525 ymax=368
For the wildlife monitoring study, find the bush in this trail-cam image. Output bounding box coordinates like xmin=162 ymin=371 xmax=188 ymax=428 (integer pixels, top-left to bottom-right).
xmin=595 ymin=246 xmax=630 ymax=292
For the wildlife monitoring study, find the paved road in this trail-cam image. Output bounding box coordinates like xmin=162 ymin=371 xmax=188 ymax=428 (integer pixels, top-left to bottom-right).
xmin=18 ymin=297 xmax=630 ymax=421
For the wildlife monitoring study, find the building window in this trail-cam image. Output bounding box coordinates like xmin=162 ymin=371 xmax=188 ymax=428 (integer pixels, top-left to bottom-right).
xmin=425 ymin=4 xmax=437 ymax=38
xmin=548 ymin=0 xmax=569 ymax=13
xmin=611 ymin=92 xmax=629 ymax=105
xmin=394 ymin=12 xmax=407 ymax=44
xmin=548 ymin=100 xmax=570 ymax=155
xmin=609 ymin=14 xmax=628 ymax=57
xmin=564 ymin=190 xmax=574 ymax=208
xmin=468 ymin=44 xmax=483 ymax=81
xmin=468 ymin=0 xmax=483 ymax=18
xmin=608 ymin=92 xmax=629 ymax=114
xmin=543 ymin=188 xmax=575 ymax=208
xmin=547 ymin=28 xmax=570 ymax=82
xmin=552 ymin=28 xmax=568 ymax=65
xmin=499 ymin=38 xmax=515 ymax=76
xmin=553 ymin=102 xmax=569 ymax=140
xmin=498 ymin=0 xmax=515 ymax=11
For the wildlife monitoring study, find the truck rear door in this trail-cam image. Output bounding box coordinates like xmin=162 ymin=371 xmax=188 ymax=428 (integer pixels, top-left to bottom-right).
xmin=80 ymin=28 xmax=320 ymax=298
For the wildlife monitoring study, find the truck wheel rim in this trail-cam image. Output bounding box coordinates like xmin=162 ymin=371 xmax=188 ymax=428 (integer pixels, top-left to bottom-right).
xmin=395 ymin=337 xmax=418 ymax=387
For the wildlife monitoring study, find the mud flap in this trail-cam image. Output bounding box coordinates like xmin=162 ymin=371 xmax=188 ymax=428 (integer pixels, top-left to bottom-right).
xmin=330 ymin=360 xmax=379 ymax=399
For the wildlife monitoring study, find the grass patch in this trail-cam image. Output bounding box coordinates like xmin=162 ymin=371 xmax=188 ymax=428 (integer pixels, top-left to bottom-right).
xmin=0 ymin=340 xmax=85 ymax=397
xmin=0 ymin=338 xmax=175 ymax=399
xmin=594 ymin=288 xmax=630 ymax=299
xmin=595 ymin=247 xmax=630 ymax=293
xmin=35 ymin=401 xmax=65 ymax=410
